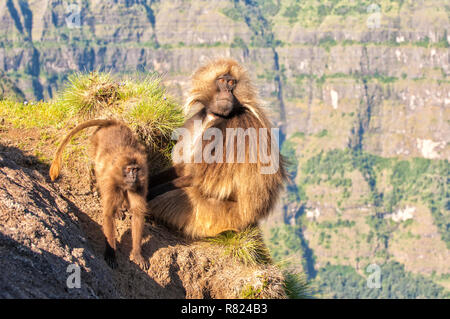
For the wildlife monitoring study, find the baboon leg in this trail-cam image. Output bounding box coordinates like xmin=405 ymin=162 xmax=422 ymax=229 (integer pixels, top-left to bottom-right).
xmin=148 ymin=164 xmax=186 ymax=188
xmin=101 ymin=188 xmax=122 ymax=269
xmin=148 ymin=188 xmax=194 ymax=233
xmin=127 ymin=191 xmax=149 ymax=270
xmin=148 ymin=188 xmax=241 ymax=238
xmin=147 ymin=175 xmax=193 ymax=201
xmin=185 ymin=193 xmax=242 ymax=238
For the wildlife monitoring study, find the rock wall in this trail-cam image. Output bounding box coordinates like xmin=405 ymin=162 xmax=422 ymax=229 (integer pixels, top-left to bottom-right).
xmin=0 ymin=0 xmax=448 ymax=159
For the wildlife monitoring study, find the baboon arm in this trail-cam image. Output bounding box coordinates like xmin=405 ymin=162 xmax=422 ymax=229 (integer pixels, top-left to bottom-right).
xmin=102 ymin=199 xmax=119 ymax=250
xmin=148 ymin=187 xmax=242 ymax=238
xmin=99 ymin=181 xmax=125 ymax=248
xmin=147 ymin=175 xmax=193 ymax=201
xmin=127 ymin=191 xmax=146 ymax=259
xmin=148 ymin=164 xmax=186 ymax=188
xmin=127 ymin=191 xmax=148 ymax=215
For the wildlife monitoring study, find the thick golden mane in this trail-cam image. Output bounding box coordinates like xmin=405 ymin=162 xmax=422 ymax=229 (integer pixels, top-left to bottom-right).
xmin=148 ymin=59 xmax=287 ymax=240
xmin=186 ymin=58 xmax=270 ymax=126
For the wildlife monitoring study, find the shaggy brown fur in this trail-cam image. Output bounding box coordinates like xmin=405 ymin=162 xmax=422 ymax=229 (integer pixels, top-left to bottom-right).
xmin=49 ymin=119 xmax=149 ymax=269
xmin=147 ymin=58 xmax=287 ymax=238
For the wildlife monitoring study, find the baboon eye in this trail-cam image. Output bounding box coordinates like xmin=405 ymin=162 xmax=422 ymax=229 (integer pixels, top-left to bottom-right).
xmin=219 ymin=78 xmax=225 ymax=83
xmin=228 ymin=80 xmax=234 ymax=86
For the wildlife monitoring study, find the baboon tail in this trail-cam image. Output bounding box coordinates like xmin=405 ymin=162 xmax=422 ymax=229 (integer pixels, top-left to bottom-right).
xmin=147 ymin=187 xmax=242 ymax=238
xmin=49 ymin=119 xmax=118 ymax=181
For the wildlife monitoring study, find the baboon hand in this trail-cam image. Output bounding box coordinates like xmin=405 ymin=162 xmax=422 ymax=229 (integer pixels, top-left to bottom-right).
xmin=116 ymin=208 xmax=127 ymax=220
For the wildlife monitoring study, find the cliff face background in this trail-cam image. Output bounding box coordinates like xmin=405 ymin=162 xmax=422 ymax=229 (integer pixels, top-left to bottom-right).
xmin=0 ymin=0 xmax=448 ymax=298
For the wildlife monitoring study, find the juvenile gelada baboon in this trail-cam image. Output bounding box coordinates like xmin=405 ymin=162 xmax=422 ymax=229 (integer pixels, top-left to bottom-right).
xmin=49 ymin=119 xmax=149 ymax=269
xmin=147 ymin=58 xmax=287 ymax=238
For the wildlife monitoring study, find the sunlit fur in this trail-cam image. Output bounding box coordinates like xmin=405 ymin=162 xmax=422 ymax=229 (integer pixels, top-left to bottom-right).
xmin=49 ymin=120 xmax=149 ymax=269
xmin=148 ymin=59 xmax=287 ymax=238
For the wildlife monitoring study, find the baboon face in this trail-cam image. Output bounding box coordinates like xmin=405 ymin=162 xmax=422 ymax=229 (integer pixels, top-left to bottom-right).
xmin=123 ymin=164 xmax=143 ymax=190
xmin=211 ymin=74 xmax=237 ymax=117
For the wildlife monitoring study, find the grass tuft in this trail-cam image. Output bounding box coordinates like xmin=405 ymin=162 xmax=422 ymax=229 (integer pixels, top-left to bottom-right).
xmin=240 ymin=280 xmax=268 ymax=299
xmin=283 ymin=272 xmax=314 ymax=299
xmin=208 ymin=227 xmax=271 ymax=266
xmin=58 ymin=71 xmax=184 ymax=158
xmin=59 ymin=72 xmax=120 ymax=119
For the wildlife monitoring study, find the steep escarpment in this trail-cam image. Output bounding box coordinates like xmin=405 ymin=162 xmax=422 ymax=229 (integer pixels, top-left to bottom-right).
xmin=0 ymin=70 xmax=24 ymax=100
xmin=0 ymin=0 xmax=448 ymax=159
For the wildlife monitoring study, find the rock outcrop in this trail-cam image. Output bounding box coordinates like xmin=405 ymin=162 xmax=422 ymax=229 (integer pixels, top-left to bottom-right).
xmin=0 ymin=146 xmax=285 ymax=298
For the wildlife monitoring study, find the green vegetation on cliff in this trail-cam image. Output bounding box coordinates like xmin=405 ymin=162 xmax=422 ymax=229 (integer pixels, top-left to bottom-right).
xmin=298 ymin=149 xmax=449 ymax=248
xmin=0 ymin=72 xmax=183 ymax=160
xmin=268 ymin=145 xmax=449 ymax=298
xmin=317 ymin=262 xmax=448 ymax=299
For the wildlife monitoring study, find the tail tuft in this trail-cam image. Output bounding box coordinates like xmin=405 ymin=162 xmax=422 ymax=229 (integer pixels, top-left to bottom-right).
xmin=49 ymin=159 xmax=61 ymax=181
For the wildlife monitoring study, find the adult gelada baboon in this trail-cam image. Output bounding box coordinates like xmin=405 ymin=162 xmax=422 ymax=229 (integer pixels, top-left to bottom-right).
xmin=49 ymin=119 xmax=149 ymax=269
xmin=147 ymin=58 xmax=287 ymax=238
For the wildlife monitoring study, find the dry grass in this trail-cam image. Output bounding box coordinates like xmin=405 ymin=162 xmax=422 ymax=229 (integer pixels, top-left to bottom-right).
xmin=59 ymin=72 xmax=121 ymax=119
xmin=283 ymin=272 xmax=314 ymax=299
xmin=208 ymin=227 xmax=313 ymax=298
xmin=208 ymin=227 xmax=272 ymax=267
